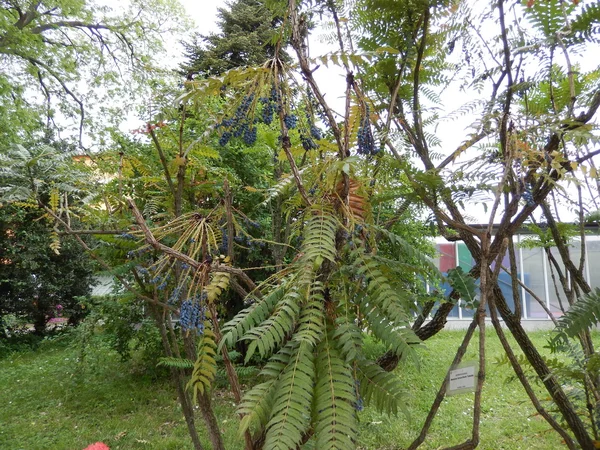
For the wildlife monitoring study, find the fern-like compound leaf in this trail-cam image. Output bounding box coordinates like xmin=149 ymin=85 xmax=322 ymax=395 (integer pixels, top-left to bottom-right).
xmin=220 ymin=283 xmax=285 ymax=349
xmin=242 ymin=289 xmax=301 ymax=362
xmin=263 ymin=342 xmax=315 ymax=450
xmin=313 ymin=332 xmax=357 ymax=449
xmin=157 ymin=357 xmax=195 ymax=369
xmin=557 ymin=288 xmax=600 ymax=337
xmin=187 ymin=323 xmax=217 ymax=403
xmin=356 ymin=358 xmax=409 ymax=417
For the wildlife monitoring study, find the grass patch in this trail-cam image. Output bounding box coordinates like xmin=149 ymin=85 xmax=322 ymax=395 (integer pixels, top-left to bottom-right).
xmin=0 ymin=329 xmax=584 ymax=449
xmin=358 ymin=330 xmax=568 ymax=449
xmin=0 ymin=334 xmax=242 ymax=450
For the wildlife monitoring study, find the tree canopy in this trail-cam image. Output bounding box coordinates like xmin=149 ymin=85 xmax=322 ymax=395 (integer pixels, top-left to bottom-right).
xmin=3 ymin=0 xmax=600 ymax=449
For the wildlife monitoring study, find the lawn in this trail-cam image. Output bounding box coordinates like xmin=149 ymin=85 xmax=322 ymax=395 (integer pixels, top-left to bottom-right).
xmin=0 ymin=329 xmax=578 ymax=449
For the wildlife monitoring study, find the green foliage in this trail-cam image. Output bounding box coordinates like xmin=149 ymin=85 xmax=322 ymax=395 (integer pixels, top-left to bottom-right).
xmin=446 ymin=266 xmax=478 ymax=307
xmin=356 ymin=358 xmax=408 ymax=417
xmin=555 ymin=288 xmax=600 ymax=338
xmin=263 ymin=341 xmax=314 ymax=449
xmin=568 ymin=1 xmax=600 ymax=45
xmin=0 ymin=203 xmax=95 ymax=335
xmin=221 ymin=203 xmax=424 ymax=447
xmin=0 ymin=143 xmax=88 ymax=202
xmin=157 ymin=357 xmax=195 ymax=369
xmin=0 ymin=0 xmax=185 ymax=144
xmin=220 ymin=285 xmax=286 ymax=348
xmin=180 ymin=0 xmax=284 ymax=78
xmin=523 ymin=0 xmax=575 ymax=41
xmin=313 ymin=332 xmax=357 ymax=449
xmin=520 ymin=222 xmax=579 ymax=249
xmin=187 ymin=325 xmax=218 ymax=401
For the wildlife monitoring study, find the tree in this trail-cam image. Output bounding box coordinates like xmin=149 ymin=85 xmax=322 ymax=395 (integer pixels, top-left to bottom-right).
xmin=0 ymin=203 xmax=95 ymax=335
xmin=175 ymin=0 xmax=600 ymax=448
xmin=0 ymin=143 xmax=95 ymax=335
xmin=0 ymin=0 xmax=185 ymax=146
xmin=180 ymin=0 xmax=284 ymax=78
xmin=29 ymin=0 xmax=600 ymax=449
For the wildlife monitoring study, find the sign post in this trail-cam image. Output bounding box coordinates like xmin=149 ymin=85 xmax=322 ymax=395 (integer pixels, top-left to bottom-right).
xmin=447 ymin=361 xmax=477 ymax=396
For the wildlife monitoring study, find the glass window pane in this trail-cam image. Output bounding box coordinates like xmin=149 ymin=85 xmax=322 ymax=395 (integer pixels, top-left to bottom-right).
xmin=587 ymin=237 xmax=600 ymax=291
xmin=521 ymin=247 xmax=547 ymax=318
xmin=546 ymin=248 xmax=568 ymax=317
xmin=435 ymin=243 xmax=459 ymax=318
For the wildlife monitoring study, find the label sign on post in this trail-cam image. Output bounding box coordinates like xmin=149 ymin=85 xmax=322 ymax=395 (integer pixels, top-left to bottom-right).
xmin=447 ymin=362 xmax=477 ymax=396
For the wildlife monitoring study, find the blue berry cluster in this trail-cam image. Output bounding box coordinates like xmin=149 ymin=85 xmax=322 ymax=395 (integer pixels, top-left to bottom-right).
xmin=219 ymin=131 xmax=232 ymax=146
xmin=259 ymin=96 xmax=275 ymax=125
xmin=353 ymin=378 xmax=364 ymax=411
xmin=217 ymin=94 xmax=258 ymax=146
xmin=522 ymin=188 xmax=535 ymax=207
xmin=219 ymin=228 xmax=229 ymax=255
xmin=235 ymin=94 xmax=254 ymax=120
xmin=300 ymin=135 xmax=318 ymax=151
xmin=357 ymin=111 xmax=377 ymax=155
xmin=284 ymin=114 xmax=298 ymax=129
xmin=354 ymin=397 xmax=364 ymax=412
xmin=127 ymin=245 xmax=151 ymax=259
xmin=168 ymin=286 xmax=182 ymax=305
xmin=118 ymin=232 xmax=136 ymax=240
xmin=179 ymin=299 xmax=206 ymax=334
xmin=309 ymin=124 xmax=322 ymax=141
xmin=243 ymin=218 xmax=261 ymax=229
xmin=234 ymin=234 xmax=265 ymax=249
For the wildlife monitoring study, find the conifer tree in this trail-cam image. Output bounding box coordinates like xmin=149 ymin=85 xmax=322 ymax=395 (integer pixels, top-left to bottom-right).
xmin=181 ymin=0 xmax=283 ymax=78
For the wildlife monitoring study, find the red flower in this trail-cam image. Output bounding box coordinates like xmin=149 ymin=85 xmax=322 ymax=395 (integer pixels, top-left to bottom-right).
xmin=83 ymin=443 xmax=110 ymax=450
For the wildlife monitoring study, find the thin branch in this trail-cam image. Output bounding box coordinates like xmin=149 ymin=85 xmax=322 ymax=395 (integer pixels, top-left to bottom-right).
xmin=126 ymin=198 xmax=260 ymax=295
xmin=149 ymin=127 xmax=176 ymax=199
xmin=43 ymin=205 xmax=174 ymax=311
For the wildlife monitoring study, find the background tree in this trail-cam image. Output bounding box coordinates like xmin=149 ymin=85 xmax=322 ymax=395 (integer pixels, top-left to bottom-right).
xmin=0 ymin=0 xmax=185 ymax=146
xmin=0 ymin=143 xmax=95 ymax=335
xmin=180 ymin=0 xmax=284 ymax=78
xmin=0 ymin=203 xmax=95 ymax=335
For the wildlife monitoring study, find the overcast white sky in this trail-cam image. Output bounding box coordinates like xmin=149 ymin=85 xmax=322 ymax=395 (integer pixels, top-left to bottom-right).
xmin=180 ymin=0 xmax=221 ymax=34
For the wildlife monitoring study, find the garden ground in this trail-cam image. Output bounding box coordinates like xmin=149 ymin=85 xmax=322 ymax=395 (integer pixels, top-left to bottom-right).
xmin=0 ymin=330 xmax=577 ymax=449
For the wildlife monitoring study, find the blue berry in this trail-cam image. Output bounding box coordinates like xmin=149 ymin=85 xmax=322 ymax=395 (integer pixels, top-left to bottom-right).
xmin=301 ymin=135 xmax=317 ymax=151
xmin=309 ymin=124 xmax=322 ymax=140
xmin=219 ymin=131 xmax=231 ymax=146
xmin=522 ymin=190 xmax=535 ymax=207
xmin=284 ymin=114 xmax=298 ymax=129
xmin=243 ymin=126 xmax=257 ymax=146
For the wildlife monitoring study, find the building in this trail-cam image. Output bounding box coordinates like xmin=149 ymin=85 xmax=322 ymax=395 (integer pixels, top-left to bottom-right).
xmin=433 ymin=225 xmax=600 ymax=328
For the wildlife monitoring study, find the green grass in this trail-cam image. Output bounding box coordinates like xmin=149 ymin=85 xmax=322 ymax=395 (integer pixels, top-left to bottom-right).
xmin=0 ymin=330 xmax=585 ymax=449
xmin=0 ymin=335 xmax=242 ymax=450
xmin=358 ymin=330 xmax=567 ymax=449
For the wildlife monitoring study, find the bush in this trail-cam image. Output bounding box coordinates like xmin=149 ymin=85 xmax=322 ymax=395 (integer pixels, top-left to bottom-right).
xmin=73 ymin=295 xmax=166 ymax=376
xmin=0 ymin=204 xmax=95 ymax=335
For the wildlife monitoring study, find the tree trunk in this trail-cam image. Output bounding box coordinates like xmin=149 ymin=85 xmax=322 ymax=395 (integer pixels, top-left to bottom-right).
xmin=183 ymin=334 xmax=226 ymax=450
xmin=151 ymin=307 xmax=204 ymax=450
xmin=491 ymin=284 xmax=594 ymax=449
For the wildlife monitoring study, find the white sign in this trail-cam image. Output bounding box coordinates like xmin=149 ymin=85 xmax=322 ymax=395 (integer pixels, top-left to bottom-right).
xmin=447 ymin=363 xmax=477 ymax=396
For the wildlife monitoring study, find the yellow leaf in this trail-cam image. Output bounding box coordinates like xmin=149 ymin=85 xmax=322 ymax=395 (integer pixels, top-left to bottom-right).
xmin=592 ymin=167 xmax=598 ymax=179
xmin=244 ymin=186 xmax=258 ymax=192
xmin=570 ymin=161 xmax=578 ymax=171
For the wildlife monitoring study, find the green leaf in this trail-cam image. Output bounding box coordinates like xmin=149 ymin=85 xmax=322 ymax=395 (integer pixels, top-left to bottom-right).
xmin=447 ymin=266 xmax=478 ymax=305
